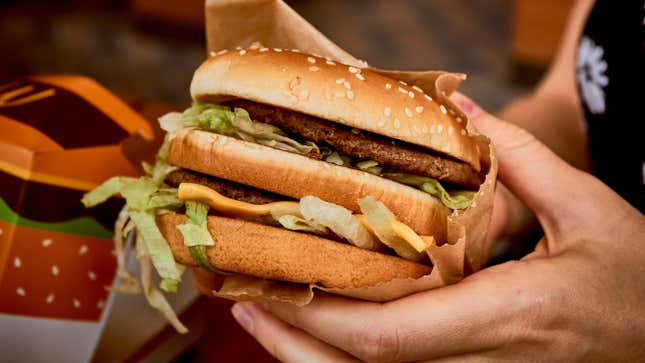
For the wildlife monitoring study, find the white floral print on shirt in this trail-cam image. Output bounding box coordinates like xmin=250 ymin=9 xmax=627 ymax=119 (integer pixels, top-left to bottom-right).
xmin=577 ymin=36 xmax=609 ymax=115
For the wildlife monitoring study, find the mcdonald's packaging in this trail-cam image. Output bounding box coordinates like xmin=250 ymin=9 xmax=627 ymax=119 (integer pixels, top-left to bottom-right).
xmin=0 ymin=76 xmax=154 ymax=362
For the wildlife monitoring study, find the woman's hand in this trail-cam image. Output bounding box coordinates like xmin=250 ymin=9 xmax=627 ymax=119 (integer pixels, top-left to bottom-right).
xmin=225 ymin=97 xmax=645 ymax=362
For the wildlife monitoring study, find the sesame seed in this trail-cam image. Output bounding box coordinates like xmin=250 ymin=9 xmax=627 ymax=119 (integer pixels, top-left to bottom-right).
xmin=347 ymin=91 xmax=354 ymax=100
xmin=0 ymin=228 xmax=3 ymax=236
xmin=398 ymin=87 xmax=408 ymax=94
xmin=415 ymin=106 xmax=424 ymax=113
xmin=335 ymin=90 xmax=345 ymax=98
xmin=259 ymin=47 xmax=269 ymax=52
xmin=343 ymin=81 xmax=351 ymax=89
xmin=440 ymin=105 xmax=448 ymax=114
xmin=424 ymin=94 xmax=433 ymax=102
xmin=16 ymin=287 xmax=26 ymax=296
xmin=73 ymin=299 xmax=81 ymax=308
xmin=385 ymin=83 xmax=392 ymax=90
xmin=217 ymin=49 xmax=228 ymax=55
xmin=413 ymin=124 xmax=419 ymax=133
xmin=239 ymin=49 xmax=247 ymax=55
xmin=448 ymin=126 xmax=454 ymax=135
xmin=461 ymin=129 xmax=467 ymax=136
xmin=355 ymin=73 xmax=365 ymax=81
xmin=52 ymin=264 xmax=59 ymax=276
xmin=399 ymin=80 xmax=408 ymax=86
xmin=384 ymin=107 xmax=392 ymax=117
xmin=393 ymin=118 xmax=401 ymax=129
xmin=312 ymin=53 xmax=322 ymax=57
xmin=307 ymin=57 xmax=316 ymax=64
xmin=79 ymin=245 xmax=88 ymax=255
xmin=412 ymin=85 xmax=423 ymax=92
xmin=408 ymin=91 xmax=415 ymax=98
xmin=405 ymin=108 xmax=413 ymax=117
xmin=422 ymin=125 xmax=429 ymax=133
xmin=209 ymin=51 xmax=216 ymax=57
xmin=449 ymin=108 xmax=456 ymax=116
xmin=42 ymin=238 xmax=52 ymax=247
xmin=88 ymin=271 xmax=97 ymax=281
xmin=273 ymin=48 xmax=282 ymax=52
xmin=299 ymin=90 xmax=309 ymax=99
xmin=437 ymin=124 xmax=444 ymax=133
xmin=14 ymin=256 xmax=20 ymax=268
xmin=46 ymin=293 xmax=55 ymax=304
xmin=309 ymin=66 xmax=320 ymax=72
xmin=291 ymin=49 xmax=301 ymax=53
xmin=235 ymin=46 xmax=242 ymax=50
xmin=326 ymin=60 xmax=336 ymax=65
xmin=336 ymin=78 xmax=345 ymax=84
xmin=348 ymin=66 xmax=359 ymax=73
xmin=378 ymin=119 xmax=386 ymax=127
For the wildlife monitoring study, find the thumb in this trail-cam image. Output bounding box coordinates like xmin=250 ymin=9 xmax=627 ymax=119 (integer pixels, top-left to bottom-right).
xmin=451 ymin=92 xmax=583 ymax=224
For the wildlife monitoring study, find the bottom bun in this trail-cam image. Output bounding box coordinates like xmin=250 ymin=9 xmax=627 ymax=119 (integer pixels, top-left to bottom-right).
xmin=158 ymin=213 xmax=432 ymax=289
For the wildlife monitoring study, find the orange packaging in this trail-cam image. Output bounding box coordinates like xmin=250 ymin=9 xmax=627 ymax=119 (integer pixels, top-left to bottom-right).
xmin=0 ymin=76 xmax=153 ymax=361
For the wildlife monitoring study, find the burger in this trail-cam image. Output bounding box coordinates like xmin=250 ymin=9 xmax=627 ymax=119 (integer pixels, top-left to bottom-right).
xmin=83 ymin=46 xmax=484 ymax=332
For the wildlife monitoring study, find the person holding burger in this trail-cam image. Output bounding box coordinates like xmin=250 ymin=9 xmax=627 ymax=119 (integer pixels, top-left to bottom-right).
xmin=221 ymin=1 xmax=645 ymax=361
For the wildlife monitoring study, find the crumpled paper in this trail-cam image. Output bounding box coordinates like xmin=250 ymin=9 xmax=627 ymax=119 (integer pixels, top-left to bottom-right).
xmin=198 ymin=0 xmax=498 ymax=304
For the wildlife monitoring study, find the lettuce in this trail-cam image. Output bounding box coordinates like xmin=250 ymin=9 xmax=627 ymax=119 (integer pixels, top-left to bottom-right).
xmin=382 ymin=173 xmax=475 ymax=210
xmin=181 ymin=102 xmax=319 ymax=156
xmin=299 ymin=196 xmax=381 ymax=251
xmin=358 ymin=196 xmax=424 ymax=261
xmin=177 ymin=201 xmax=215 ymax=270
xmin=129 ymin=210 xmax=181 ymax=288
xmin=278 ymin=214 xmax=328 ymax=234
xmin=81 ymin=176 xmax=137 ymax=207
xmin=136 ymin=234 xmax=188 ymax=334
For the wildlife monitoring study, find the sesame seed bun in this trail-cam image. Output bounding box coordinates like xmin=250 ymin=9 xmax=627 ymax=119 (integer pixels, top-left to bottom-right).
xmin=190 ymin=47 xmax=480 ymax=171
xmin=168 ymin=129 xmax=451 ymax=240
xmin=158 ymin=213 xmax=432 ymax=289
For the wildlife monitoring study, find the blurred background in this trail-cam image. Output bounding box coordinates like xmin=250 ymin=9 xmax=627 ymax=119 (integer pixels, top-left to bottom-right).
xmin=0 ymin=0 xmax=573 ymax=362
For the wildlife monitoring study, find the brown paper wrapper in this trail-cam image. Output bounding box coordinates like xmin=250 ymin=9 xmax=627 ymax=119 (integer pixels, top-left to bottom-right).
xmin=202 ymin=0 xmax=497 ymax=304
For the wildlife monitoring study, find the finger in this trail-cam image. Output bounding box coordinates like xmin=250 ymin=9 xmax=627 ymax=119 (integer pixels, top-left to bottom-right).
xmin=231 ymin=301 xmax=359 ymax=363
xmin=262 ymin=274 xmax=530 ymax=363
xmin=450 ymin=92 xmax=585 ymax=224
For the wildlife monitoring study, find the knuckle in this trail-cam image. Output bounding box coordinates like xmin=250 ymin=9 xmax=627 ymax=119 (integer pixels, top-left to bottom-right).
xmin=350 ymin=324 xmax=401 ymax=363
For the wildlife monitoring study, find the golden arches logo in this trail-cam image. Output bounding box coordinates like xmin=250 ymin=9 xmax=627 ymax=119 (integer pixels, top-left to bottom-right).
xmin=0 ymin=82 xmax=55 ymax=107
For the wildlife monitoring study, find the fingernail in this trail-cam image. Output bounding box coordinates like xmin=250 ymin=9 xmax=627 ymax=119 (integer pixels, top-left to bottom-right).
xmin=231 ymin=303 xmax=254 ymax=334
xmin=450 ymin=93 xmax=482 ymax=118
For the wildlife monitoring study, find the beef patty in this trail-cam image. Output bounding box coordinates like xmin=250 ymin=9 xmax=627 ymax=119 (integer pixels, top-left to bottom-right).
xmin=230 ymin=100 xmax=482 ymax=189
xmin=165 ymin=169 xmax=286 ymax=205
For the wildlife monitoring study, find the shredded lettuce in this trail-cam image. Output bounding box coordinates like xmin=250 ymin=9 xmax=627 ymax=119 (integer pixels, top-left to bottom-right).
xmin=158 ymin=112 xmax=184 ymax=133
xmin=278 ymin=214 xmax=328 ymax=234
xmin=129 ymin=211 xmax=181 ymax=289
xmin=383 ymin=173 xmax=475 ymax=210
xmin=182 ymin=102 xmax=319 ymax=156
xmin=358 ymin=196 xmax=424 ymax=261
xmin=109 ymin=208 xmax=140 ymax=294
xmin=135 ymin=234 xmax=188 ymax=334
xmin=81 ymin=176 xmax=137 ymax=207
xmin=299 ymin=196 xmax=381 ymax=251
xmin=178 ymin=201 xmax=215 ymax=270
xmin=146 ymin=189 xmax=182 ymax=210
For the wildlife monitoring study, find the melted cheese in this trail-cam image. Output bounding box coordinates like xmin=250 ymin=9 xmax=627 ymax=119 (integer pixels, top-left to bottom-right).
xmin=178 ymin=183 xmax=300 ymax=219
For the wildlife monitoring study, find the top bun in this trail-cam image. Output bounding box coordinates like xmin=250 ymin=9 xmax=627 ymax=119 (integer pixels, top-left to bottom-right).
xmin=191 ymin=47 xmax=480 ymax=170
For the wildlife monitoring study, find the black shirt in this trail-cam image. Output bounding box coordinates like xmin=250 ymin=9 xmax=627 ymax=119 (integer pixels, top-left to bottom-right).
xmin=576 ymin=0 xmax=645 ymax=212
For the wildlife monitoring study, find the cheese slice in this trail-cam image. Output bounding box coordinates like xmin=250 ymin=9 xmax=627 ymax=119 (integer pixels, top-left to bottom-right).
xmin=178 ymin=183 xmax=300 ymax=220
